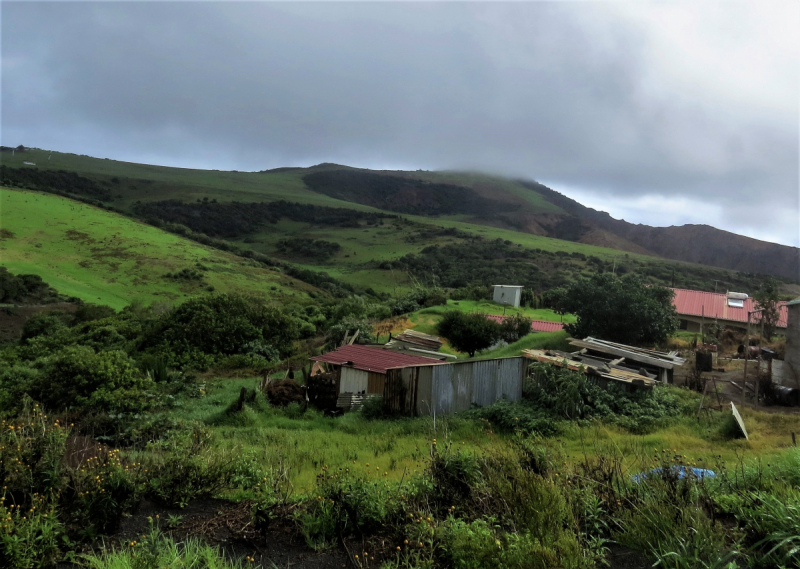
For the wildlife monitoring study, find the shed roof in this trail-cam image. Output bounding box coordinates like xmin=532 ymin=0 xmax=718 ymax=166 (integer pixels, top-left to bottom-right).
xmin=310 ymin=345 xmax=442 ymax=374
xmin=670 ymin=288 xmax=788 ymax=328
xmin=485 ymin=314 xmax=565 ymax=333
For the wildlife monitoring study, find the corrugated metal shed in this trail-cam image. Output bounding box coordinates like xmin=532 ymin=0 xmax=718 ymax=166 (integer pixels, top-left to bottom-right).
xmin=311 ymin=345 xmax=441 ymax=374
xmin=671 ymin=288 xmax=788 ymax=328
xmin=386 ymin=357 xmax=525 ymax=416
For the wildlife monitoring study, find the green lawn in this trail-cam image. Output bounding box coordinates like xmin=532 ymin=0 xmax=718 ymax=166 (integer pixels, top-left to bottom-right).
xmin=0 ymin=188 xmax=317 ymax=309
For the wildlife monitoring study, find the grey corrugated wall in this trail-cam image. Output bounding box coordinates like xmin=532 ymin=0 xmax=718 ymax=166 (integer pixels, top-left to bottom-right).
xmin=417 ymin=357 xmax=524 ymax=416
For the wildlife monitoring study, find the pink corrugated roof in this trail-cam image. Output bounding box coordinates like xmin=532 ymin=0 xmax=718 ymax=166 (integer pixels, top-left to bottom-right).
xmin=670 ymin=288 xmax=788 ymax=328
xmin=485 ymin=314 xmax=565 ymax=333
xmin=310 ymin=345 xmax=441 ymax=374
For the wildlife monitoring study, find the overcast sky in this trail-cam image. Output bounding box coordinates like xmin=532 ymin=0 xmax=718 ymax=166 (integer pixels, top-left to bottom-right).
xmin=3 ymin=2 xmax=799 ymax=247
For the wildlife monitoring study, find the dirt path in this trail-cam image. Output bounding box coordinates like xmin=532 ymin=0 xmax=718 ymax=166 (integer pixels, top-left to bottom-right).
xmin=111 ymin=498 xmax=350 ymax=569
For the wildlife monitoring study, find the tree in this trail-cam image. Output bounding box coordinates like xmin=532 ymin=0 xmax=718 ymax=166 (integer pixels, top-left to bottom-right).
xmin=552 ymin=274 xmax=678 ymax=346
xmin=753 ymin=277 xmax=782 ymax=341
xmin=436 ymin=311 xmax=501 ymax=357
xmin=499 ymin=314 xmax=533 ymax=343
xmin=144 ymin=293 xmax=298 ymax=360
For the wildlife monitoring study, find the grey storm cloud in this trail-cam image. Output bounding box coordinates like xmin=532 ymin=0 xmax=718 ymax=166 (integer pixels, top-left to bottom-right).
xmin=2 ymin=2 xmax=798 ymax=246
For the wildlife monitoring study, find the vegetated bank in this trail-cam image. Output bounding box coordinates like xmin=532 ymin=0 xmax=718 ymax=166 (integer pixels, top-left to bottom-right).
xmin=3 ymin=277 xmax=800 ymax=568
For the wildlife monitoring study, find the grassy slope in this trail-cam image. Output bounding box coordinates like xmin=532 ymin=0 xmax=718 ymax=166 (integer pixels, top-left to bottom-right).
xmin=0 ymin=188 xmax=318 ymax=309
xmin=2 ymin=149 xmax=760 ymax=295
xmin=172 ymin=376 xmax=800 ymax=494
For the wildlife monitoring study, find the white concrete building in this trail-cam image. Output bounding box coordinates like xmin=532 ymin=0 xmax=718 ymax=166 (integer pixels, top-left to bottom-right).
xmin=492 ymin=285 xmax=523 ymax=308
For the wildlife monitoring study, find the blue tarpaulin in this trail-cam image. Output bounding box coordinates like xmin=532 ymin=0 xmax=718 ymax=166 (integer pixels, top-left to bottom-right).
xmin=632 ymin=466 xmax=715 ymax=484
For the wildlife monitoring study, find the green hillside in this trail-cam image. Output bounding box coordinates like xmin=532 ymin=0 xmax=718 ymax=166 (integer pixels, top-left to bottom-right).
xmin=0 ymin=188 xmax=318 ymax=309
xmin=1 ymin=148 xmax=779 ymax=297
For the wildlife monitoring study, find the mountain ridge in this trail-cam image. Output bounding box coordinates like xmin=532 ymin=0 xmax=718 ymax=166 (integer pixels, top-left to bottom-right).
xmin=516 ymin=180 xmax=799 ymax=281
xmin=1 ymin=147 xmax=797 ymax=283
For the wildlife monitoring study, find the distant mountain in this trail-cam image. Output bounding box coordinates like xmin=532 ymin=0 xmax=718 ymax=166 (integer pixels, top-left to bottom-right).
xmin=295 ymin=165 xmax=799 ymax=281
xmin=517 ymin=181 xmax=800 ymax=282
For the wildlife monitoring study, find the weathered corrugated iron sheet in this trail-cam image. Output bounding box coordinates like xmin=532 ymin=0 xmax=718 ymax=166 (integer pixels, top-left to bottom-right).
xmin=340 ymin=367 xmax=368 ymax=393
xmin=424 ymin=357 xmax=524 ymax=416
xmin=311 ymin=345 xmax=440 ymax=374
xmin=384 ymin=357 xmax=524 ymax=416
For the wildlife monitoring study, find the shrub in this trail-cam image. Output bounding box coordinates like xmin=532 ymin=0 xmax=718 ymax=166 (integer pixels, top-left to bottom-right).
xmin=142 ymin=425 xmax=263 ymax=507
xmin=437 ymin=312 xmax=501 ymax=357
xmin=72 ymin=304 xmax=116 ymax=324
xmin=20 ymin=311 xmax=71 ymax=343
xmin=0 ymin=493 xmax=66 ymax=569
xmin=549 ymin=273 xmax=678 ymax=346
xmin=34 ymin=347 xmax=155 ymax=414
xmin=0 ymin=365 xmax=40 ymax=418
xmin=465 ymin=400 xmax=561 ymax=437
xmin=499 ymin=314 xmax=532 ymax=343
xmin=143 ymin=293 xmax=298 ymax=364
xmin=300 ymin=469 xmax=407 ymax=548
xmin=360 ymin=396 xmax=387 ymax=420
xmin=325 ymin=318 xmax=375 ymax=350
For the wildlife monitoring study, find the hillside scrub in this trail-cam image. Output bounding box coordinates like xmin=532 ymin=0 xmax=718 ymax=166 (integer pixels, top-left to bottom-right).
xmin=140 ymin=293 xmax=299 ymax=368
xmin=133 ymin=198 xmax=394 ymax=238
xmin=0 ymin=267 xmax=67 ymax=304
xmin=302 ymin=169 xmax=514 ymax=216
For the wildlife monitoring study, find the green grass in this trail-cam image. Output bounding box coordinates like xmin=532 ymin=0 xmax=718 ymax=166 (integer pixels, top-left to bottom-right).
xmin=473 ymin=331 xmax=572 ymax=359
xmin=394 ymin=301 xmax=573 ymax=358
xmin=167 ymin=375 xmax=800 ymax=496
xmin=0 ymin=188 xmax=318 ymax=309
xmin=174 ymin=377 xmax=494 ymax=492
xmin=4 ymin=149 xmax=766 ymax=298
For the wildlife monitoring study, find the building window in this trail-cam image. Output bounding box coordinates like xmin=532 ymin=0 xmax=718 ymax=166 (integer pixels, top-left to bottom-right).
xmin=679 ymin=319 xmax=688 ymax=330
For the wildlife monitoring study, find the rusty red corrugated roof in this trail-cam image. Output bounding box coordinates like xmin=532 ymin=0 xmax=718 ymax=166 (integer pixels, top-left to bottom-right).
xmin=485 ymin=314 xmax=565 ymax=333
xmin=310 ymin=344 xmax=442 ymax=374
xmin=670 ymin=288 xmax=788 ymax=328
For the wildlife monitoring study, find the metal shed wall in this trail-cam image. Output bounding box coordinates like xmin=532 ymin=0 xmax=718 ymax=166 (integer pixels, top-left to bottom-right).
xmin=340 ymin=367 xmax=369 ymax=394
xmin=426 ymin=357 xmax=524 ymax=415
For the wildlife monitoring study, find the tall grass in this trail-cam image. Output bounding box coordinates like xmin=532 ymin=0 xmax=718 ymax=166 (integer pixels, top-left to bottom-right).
xmin=82 ymin=524 xmax=245 ymax=569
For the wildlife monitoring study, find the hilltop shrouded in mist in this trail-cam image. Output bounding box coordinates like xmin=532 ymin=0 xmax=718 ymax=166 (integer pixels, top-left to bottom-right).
xmin=2 ymin=2 xmax=798 ymax=246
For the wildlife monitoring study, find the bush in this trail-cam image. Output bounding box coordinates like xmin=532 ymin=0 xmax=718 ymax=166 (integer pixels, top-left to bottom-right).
xmin=525 ymin=363 xmax=686 ymax=432
xmin=325 ymin=318 xmax=375 ymax=350
xmin=360 ymin=396 xmax=387 ymax=420
xmin=20 ymin=311 xmax=71 ymax=343
xmin=0 ymin=493 xmax=66 ymax=569
xmin=142 ymin=425 xmax=264 ymax=507
xmin=299 ymin=469 xmax=406 ymax=549
xmin=72 ymin=304 xmax=116 ymax=324
xmin=437 ymin=312 xmax=501 ymax=357
xmin=549 ymin=273 xmax=678 ymax=346
xmin=35 ymin=347 xmax=155 ymax=415
xmin=143 ymin=293 xmax=298 ymax=365
xmin=499 ymin=314 xmax=532 ymax=343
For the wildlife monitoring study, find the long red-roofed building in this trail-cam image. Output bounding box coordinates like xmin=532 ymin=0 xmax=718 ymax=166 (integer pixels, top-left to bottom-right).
xmin=485 ymin=314 xmax=565 ymax=333
xmin=670 ymin=287 xmax=788 ymax=333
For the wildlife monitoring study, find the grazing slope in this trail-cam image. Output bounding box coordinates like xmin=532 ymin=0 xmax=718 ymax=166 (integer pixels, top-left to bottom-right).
xmin=2 ymin=147 xmax=796 ymax=287
xmin=0 ymin=188 xmax=318 ymax=309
